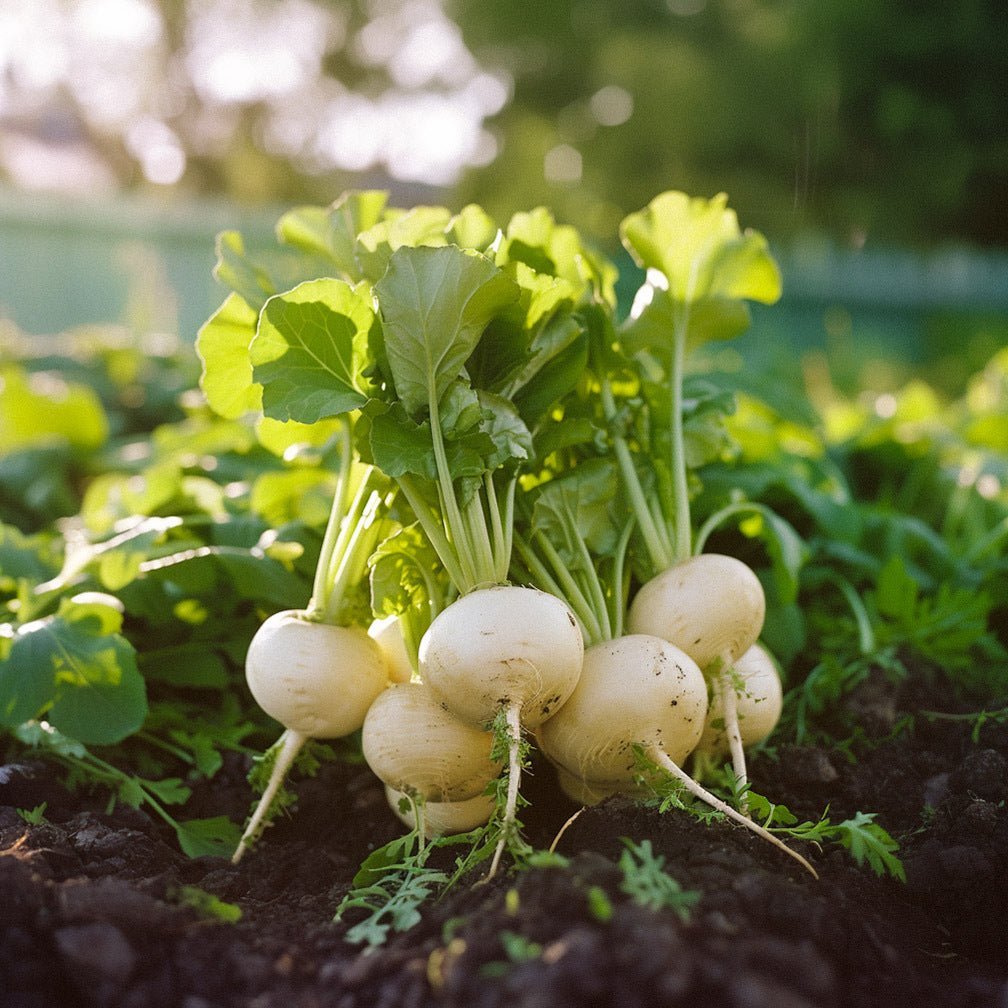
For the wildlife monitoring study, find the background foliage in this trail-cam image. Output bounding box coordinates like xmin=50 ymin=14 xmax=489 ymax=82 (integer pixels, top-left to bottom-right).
xmin=1 ymin=0 xmax=1005 ymax=249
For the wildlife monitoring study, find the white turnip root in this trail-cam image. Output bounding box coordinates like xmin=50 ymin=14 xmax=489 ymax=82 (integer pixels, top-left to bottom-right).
xmin=538 ymin=635 xmax=707 ymax=783
xmin=233 ymin=609 xmax=390 ymax=863
xmin=362 ymin=682 xmax=501 ymax=802
xmin=553 ymin=765 xmax=648 ymax=806
xmin=539 ymin=633 xmax=817 ymax=878
xmin=695 ymin=642 xmax=783 ymax=759
xmin=627 ymin=552 xmax=766 ymax=803
xmin=627 ymin=553 xmax=765 ymax=669
xmin=246 ymin=610 xmax=389 ymax=738
xmin=368 ymin=615 xmax=415 ymax=684
xmin=385 ymin=785 xmax=495 ymax=837
xmin=419 ymin=584 xmax=584 ymax=878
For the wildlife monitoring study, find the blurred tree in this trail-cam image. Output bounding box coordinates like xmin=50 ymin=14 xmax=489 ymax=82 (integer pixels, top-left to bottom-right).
xmin=447 ymin=0 xmax=1008 ymax=247
xmin=1 ymin=0 xmax=1004 ymax=247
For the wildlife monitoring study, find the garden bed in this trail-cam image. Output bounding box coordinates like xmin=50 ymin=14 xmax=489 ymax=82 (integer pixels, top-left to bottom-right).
xmin=3 ymin=671 xmax=1006 ymax=1008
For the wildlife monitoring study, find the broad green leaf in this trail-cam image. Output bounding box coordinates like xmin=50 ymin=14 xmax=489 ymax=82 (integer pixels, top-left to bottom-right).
xmin=512 ymin=329 xmax=588 ymax=425
xmin=0 ymin=365 xmax=108 ymax=453
xmin=498 ymin=206 xmax=615 ymax=301
xmin=254 ymin=415 xmax=342 ymax=457
xmin=174 ymin=815 xmax=244 ymax=859
xmin=356 ymin=205 xmax=453 ymax=280
xmin=196 ymin=293 xmax=262 ymax=419
xmin=447 ymin=203 xmax=498 ymax=250
xmin=531 ymin=458 xmax=621 ymax=560
xmin=742 ymin=505 xmax=807 ymax=605
xmin=478 ymin=392 xmax=533 ymax=469
xmin=0 ymin=524 xmax=60 ymax=590
xmin=0 ymin=600 xmax=147 ymax=745
xmin=367 ymin=407 xmax=437 ymax=479
xmin=375 ymin=245 xmax=519 ymax=417
xmin=144 ymin=776 xmax=192 ymax=806
xmin=369 ymin=523 xmax=443 ymax=620
xmin=213 ymin=228 xmax=344 ymax=313
xmin=625 ymin=286 xmax=754 ymax=354
xmin=620 ymin=191 xmax=782 ymax=306
xmin=214 ymin=231 xmax=277 ymax=311
xmin=251 ymin=279 xmax=375 ymax=424
xmin=471 ymin=264 xmax=581 ymax=402
xmin=276 ymin=190 xmax=389 ymax=279
xmin=250 ymin=469 xmax=333 ymax=526
xmin=139 ymin=644 xmax=230 ymax=690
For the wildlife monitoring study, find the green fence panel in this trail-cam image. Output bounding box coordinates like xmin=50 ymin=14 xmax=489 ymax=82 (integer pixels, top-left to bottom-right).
xmin=3 ymin=189 xmax=1007 ymax=380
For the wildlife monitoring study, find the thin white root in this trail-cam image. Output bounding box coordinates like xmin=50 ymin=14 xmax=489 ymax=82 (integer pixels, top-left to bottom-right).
xmin=486 ymin=701 xmax=522 ymax=882
xmin=232 ymin=728 xmax=306 ymax=865
xmin=715 ymin=660 xmax=750 ymax=817
xmin=647 ymin=744 xmax=818 ymax=880
xmin=549 ymin=806 xmax=585 ymax=854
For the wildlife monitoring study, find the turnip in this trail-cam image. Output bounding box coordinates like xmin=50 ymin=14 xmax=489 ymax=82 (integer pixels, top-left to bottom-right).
xmin=232 ymin=445 xmax=394 ymax=863
xmin=539 ymin=633 xmax=817 ymax=877
xmin=606 ymin=193 xmax=790 ymax=803
xmin=627 ymin=553 xmax=765 ymax=671
xmin=512 ymin=459 xmax=815 ymax=876
xmin=419 ymin=584 xmax=583 ymax=877
xmin=539 ymin=635 xmax=706 ymax=781
xmin=384 ymin=786 xmax=495 ymax=837
xmin=368 ymin=615 xmax=415 ymax=684
xmin=362 ymin=681 xmax=501 ymax=803
xmin=695 ymin=641 xmax=783 ymax=762
xmin=627 ymin=551 xmax=766 ymax=795
xmin=364 ymin=243 xmax=589 ymax=878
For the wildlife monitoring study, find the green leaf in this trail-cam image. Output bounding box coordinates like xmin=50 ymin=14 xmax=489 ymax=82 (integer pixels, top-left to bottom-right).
xmin=531 ymin=458 xmax=621 ymax=560
xmin=0 ymin=600 xmax=147 ymax=745
xmin=375 ymin=245 xmax=519 ymax=417
xmin=174 ymin=815 xmax=244 ymax=859
xmin=367 ymin=407 xmax=437 ymax=480
xmin=251 ymin=279 xmax=375 ymax=424
xmin=143 ymin=776 xmax=192 ymax=806
xmin=0 ymin=365 xmax=108 ymax=453
xmin=213 ymin=231 xmax=278 ymax=312
xmin=620 ymin=191 xmax=782 ymax=306
xmin=355 ymin=205 xmax=453 ymax=281
xmin=196 ymin=293 xmax=262 ymax=420
xmin=276 ymin=190 xmax=389 ymax=279
xmin=211 ymin=551 xmax=310 ymax=609
xmin=874 ymin=554 xmax=919 ymax=622
xmin=369 ymin=523 xmax=443 ymax=620
xmin=447 ymin=203 xmax=498 ymax=250
xmin=172 ymin=884 xmax=243 ymax=923
xmin=0 ymin=523 xmax=60 ymax=590
xmin=833 ymin=812 xmax=905 ymax=882
xmin=140 ymin=645 xmax=230 ymax=690
xmin=617 ymin=838 xmax=700 ymax=920
xmin=478 ymin=392 xmax=533 ymax=469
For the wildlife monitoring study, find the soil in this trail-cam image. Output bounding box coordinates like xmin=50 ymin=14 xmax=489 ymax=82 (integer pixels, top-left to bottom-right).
xmin=2 ymin=673 xmax=1007 ymax=1008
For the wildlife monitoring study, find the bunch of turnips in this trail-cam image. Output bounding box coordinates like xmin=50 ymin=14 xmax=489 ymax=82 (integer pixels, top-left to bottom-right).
xmin=198 ymin=189 xmax=812 ymax=877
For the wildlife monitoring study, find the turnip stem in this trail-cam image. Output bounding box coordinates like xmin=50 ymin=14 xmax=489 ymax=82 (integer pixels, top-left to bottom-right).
xmin=309 ymin=424 xmax=353 ymax=618
xmin=396 ymin=475 xmax=468 ymax=591
xmin=484 ymin=472 xmax=508 ymax=581
xmin=645 ymin=743 xmax=818 ymax=879
xmin=667 ymin=303 xmax=692 ymax=564
xmin=233 ymin=728 xmax=306 ymax=865
xmin=487 ymin=701 xmax=523 ymax=882
xmin=600 ymin=378 xmax=673 ymax=575
xmin=533 ymin=531 xmax=604 ymax=646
